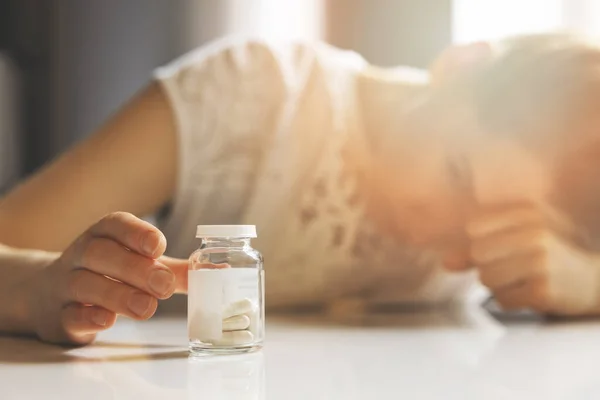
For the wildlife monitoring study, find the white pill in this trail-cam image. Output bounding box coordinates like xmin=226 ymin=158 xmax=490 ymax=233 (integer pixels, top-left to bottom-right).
xmin=208 ymin=330 xmax=254 ymax=346
xmin=222 ymin=298 xmax=254 ymax=319
xmin=245 ymin=306 xmax=259 ymax=336
xmin=222 ymin=314 xmax=250 ymax=331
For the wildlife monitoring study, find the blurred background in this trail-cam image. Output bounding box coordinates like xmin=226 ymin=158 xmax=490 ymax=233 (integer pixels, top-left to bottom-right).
xmin=0 ymin=0 xmax=598 ymax=194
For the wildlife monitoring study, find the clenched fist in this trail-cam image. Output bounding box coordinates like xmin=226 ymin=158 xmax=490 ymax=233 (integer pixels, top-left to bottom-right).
xmin=466 ymin=202 xmax=600 ymax=316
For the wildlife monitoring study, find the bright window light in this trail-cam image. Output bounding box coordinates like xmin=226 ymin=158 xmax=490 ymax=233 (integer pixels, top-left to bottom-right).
xmin=452 ymin=0 xmax=564 ymax=43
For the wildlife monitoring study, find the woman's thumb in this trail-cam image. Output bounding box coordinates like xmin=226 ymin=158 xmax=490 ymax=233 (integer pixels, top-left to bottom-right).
xmin=159 ymin=256 xmax=188 ymax=293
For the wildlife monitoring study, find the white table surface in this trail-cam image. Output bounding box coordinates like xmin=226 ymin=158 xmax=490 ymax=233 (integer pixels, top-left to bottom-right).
xmin=1 ymin=303 xmax=600 ymax=400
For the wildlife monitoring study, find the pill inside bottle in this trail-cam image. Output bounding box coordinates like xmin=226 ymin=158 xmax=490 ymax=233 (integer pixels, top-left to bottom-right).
xmin=208 ymin=330 xmax=255 ymax=346
xmin=223 ymin=314 xmax=251 ymax=331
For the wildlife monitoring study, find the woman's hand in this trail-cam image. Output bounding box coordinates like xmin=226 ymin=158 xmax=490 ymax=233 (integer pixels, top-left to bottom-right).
xmin=24 ymin=212 xmax=187 ymax=345
xmin=465 ymin=202 xmax=600 ymax=316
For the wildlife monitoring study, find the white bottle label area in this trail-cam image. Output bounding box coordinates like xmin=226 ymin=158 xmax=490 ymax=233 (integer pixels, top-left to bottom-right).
xmin=188 ymin=268 xmax=261 ymax=344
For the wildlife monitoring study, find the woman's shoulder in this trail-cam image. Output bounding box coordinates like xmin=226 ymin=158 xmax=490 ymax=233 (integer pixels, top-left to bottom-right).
xmin=153 ymin=36 xmax=368 ymax=92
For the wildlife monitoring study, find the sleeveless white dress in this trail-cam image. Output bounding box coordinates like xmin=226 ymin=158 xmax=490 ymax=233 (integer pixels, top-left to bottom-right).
xmin=154 ymin=37 xmax=476 ymax=309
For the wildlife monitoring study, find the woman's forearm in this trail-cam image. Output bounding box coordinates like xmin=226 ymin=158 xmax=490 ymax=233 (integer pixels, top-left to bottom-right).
xmin=0 ymin=244 xmax=58 ymax=335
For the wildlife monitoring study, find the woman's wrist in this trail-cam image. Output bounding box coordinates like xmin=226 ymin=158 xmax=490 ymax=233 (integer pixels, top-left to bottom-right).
xmin=0 ymin=246 xmax=58 ymax=336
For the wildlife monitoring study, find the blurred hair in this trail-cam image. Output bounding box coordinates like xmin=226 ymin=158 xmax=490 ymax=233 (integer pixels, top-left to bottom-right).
xmin=470 ymin=33 xmax=600 ymax=241
xmin=473 ymin=33 xmax=600 ymax=147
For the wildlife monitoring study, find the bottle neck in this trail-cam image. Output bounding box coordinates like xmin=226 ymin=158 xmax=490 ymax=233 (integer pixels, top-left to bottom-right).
xmin=200 ymin=237 xmax=252 ymax=248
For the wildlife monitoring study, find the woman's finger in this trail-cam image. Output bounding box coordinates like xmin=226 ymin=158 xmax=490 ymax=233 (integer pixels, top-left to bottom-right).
xmin=467 ymin=202 xmax=544 ymax=237
xmin=493 ymin=277 xmax=550 ymax=312
xmin=61 ymin=304 xmax=117 ymax=344
xmin=478 ymin=250 xmax=545 ymax=290
xmin=86 ymin=212 xmax=167 ymax=258
xmin=81 ymin=237 xmax=175 ymax=298
xmin=160 ymin=256 xmax=189 ymax=293
xmin=470 ymin=226 xmax=547 ymax=264
xmin=65 ymin=269 xmax=158 ymax=320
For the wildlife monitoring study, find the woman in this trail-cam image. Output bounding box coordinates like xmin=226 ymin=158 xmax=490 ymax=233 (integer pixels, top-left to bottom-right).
xmin=0 ymin=33 xmax=599 ymax=345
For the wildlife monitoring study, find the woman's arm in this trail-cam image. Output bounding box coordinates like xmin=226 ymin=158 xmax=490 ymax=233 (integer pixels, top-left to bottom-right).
xmin=0 ymin=82 xmax=177 ymax=251
xmin=0 ymin=82 xmax=186 ymax=343
xmin=0 ymin=245 xmax=56 ymax=335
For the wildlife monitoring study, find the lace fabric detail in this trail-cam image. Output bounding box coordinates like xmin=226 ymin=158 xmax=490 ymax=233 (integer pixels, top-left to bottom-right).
xmin=154 ymin=38 xmax=475 ymax=308
xmin=155 ymin=39 xmax=286 ymax=257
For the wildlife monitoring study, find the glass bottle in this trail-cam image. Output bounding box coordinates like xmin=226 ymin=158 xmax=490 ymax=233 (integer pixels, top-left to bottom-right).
xmin=188 ymin=225 xmax=264 ymax=356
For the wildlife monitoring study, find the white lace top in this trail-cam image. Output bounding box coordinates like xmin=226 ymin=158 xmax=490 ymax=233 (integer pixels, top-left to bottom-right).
xmin=154 ymin=37 xmax=476 ymax=309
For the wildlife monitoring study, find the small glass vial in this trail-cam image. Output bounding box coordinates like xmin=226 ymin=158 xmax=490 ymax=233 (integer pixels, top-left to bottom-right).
xmin=188 ymin=225 xmax=264 ymax=356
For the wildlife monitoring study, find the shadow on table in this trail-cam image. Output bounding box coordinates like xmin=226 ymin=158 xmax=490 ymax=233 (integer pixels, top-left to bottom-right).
xmin=0 ymin=336 xmax=188 ymax=364
xmin=266 ymin=299 xmax=600 ymax=331
xmin=482 ymin=297 xmax=600 ymax=325
xmin=267 ymin=302 xmax=501 ymax=329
